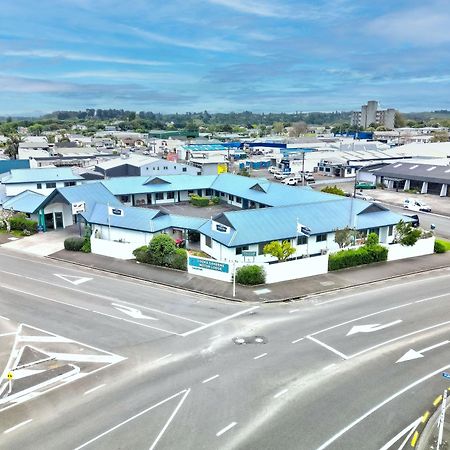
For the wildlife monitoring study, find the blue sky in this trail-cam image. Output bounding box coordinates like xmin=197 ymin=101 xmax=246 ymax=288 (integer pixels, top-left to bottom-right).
xmin=1 ymin=0 xmax=450 ymax=115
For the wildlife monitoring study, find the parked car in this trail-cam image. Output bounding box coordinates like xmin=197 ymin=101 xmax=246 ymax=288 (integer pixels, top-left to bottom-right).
xmin=143 ymin=150 xmax=150 ymax=155
xmin=282 ymin=176 xmax=301 ymax=186
xmin=355 ymin=181 xmax=376 ymax=189
xmin=303 ymin=174 xmax=315 ymax=184
xmin=404 ymin=214 xmax=420 ymax=227
xmin=268 ymin=166 xmax=278 ymax=174
xmin=403 ymin=198 xmax=431 ymax=212
xmin=354 ymin=191 xmax=374 ymax=201
xmin=274 ymin=171 xmax=291 ymax=180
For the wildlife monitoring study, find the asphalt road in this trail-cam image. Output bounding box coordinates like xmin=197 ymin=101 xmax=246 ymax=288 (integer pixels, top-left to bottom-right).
xmin=0 ymin=248 xmax=449 ymax=449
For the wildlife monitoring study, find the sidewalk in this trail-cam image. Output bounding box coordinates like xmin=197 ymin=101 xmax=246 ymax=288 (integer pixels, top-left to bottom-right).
xmin=48 ymin=250 xmax=450 ymax=302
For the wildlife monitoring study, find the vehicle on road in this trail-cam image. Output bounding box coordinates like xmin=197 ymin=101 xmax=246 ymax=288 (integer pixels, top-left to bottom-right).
xmin=355 ymin=181 xmax=376 ymax=189
xmin=282 ymin=176 xmax=302 ymax=186
xmin=268 ymin=166 xmax=278 ymax=174
xmin=403 ymin=198 xmax=431 ymax=212
xmin=303 ymin=173 xmax=315 ymax=184
xmin=274 ymin=171 xmax=291 ymax=180
xmin=354 ymin=191 xmax=374 ymax=201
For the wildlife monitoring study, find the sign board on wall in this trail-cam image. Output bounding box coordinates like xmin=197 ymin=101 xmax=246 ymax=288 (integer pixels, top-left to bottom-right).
xmin=242 ymin=251 xmax=256 ymax=257
xmin=188 ymin=256 xmax=232 ymax=282
xmin=71 ymin=202 xmax=86 ymax=215
xmin=217 ymin=163 xmax=228 ymax=174
xmin=212 ymin=220 xmax=230 ymax=234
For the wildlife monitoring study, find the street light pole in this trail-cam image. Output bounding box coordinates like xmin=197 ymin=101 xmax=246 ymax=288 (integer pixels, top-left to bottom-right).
xmin=232 ymin=261 xmax=236 ymax=298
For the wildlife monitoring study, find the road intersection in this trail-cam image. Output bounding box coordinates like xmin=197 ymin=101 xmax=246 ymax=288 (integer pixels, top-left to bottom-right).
xmin=0 ymin=248 xmax=449 ymax=449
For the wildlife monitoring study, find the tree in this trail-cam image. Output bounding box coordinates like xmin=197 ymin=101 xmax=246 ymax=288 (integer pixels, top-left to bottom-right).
xmin=321 ymin=185 xmax=346 ymax=196
xmin=4 ymin=135 xmax=21 ymax=159
xmin=272 ymin=122 xmax=285 ymax=135
xmin=395 ymin=220 xmax=422 ymax=246
xmin=289 ymin=121 xmax=308 ymax=137
xmin=365 ymin=232 xmax=379 ymax=246
xmin=263 ymin=240 xmax=296 ymax=262
xmin=0 ymin=209 xmax=15 ymax=232
xmin=334 ymin=227 xmax=352 ymax=249
xmin=431 ymin=130 xmax=449 ymax=142
xmin=394 ymin=111 xmax=406 ymax=128
xmin=147 ymin=234 xmax=177 ymax=265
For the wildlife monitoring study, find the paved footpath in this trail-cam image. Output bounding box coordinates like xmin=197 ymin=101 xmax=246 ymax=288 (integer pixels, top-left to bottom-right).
xmin=49 ymin=249 xmax=450 ymax=302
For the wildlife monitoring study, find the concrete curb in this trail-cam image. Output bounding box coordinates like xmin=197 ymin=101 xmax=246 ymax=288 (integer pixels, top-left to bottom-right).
xmin=47 ymin=254 xmax=449 ymax=305
xmin=410 ymin=387 xmax=450 ymax=448
xmin=45 ymin=255 xmax=244 ymax=303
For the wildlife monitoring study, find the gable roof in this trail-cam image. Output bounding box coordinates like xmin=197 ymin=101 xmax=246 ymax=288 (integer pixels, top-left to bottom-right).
xmin=2 ymin=167 xmax=83 ymax=184
xmin=2 ymin=190 xmax=46 ymax=214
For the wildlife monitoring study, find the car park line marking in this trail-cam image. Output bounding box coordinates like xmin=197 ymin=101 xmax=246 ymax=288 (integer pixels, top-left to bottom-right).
xmin=181 ymin=306 xmax=260 ymax=337
xmin=291 ymin=337 xmax=305 ymax=344
xmin=306 ymin=336 xmax=349 ymax=360
xmin=254 ymin=353 xmax=268 ymax=360
xmin=216 ymin=422 xmax=237 ymax=437
xmin=84 ymin=384 xmax=106 ymax=396
xmin=273 ymin=389 xmax=288 ymax=399
xmin=202 ymin=374 xmax=220 ymax=384
xmin=3 ymin=419 xmax=32 ymax=434
xmin=155 ymin=354 xmax=172 ymax=363
xmin=348 ymin=320 xmax=450 ymax=359
xmin=316 ymin=365 xmax=450 ymax=450
xmin=0 ymin=315 xmax=10 ymax=321
xmin=74 ymin=388 xmax=190 ymax=450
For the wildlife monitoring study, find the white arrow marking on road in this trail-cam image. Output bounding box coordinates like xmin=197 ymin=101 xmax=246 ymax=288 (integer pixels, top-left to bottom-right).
xmin=346 ymin=320 xmax=402 ymax=336
xmin=111 ymin=303 xmax=158 ymax=320
xmin=396 ymin=340 xmax=450 ymax=363
xmin=54 ymin=274 xmax=93 ymax=286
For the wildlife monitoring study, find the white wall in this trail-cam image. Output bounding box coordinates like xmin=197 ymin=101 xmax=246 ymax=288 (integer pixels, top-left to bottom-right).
xmin=43 ymin=203 xmax=73 ymax=228
xmin=385 ymin=237 xmax=435 ymax=261
xmin=91 ymin=236 xmax=138 ymax=260
xmin=5 ymin=180 xmax=81 ymax=197
xmin=92 ymin=224 xmax=153 ymax=245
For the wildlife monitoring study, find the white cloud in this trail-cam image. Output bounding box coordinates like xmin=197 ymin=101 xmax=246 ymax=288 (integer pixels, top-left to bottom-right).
xmin=2 ymin=49 xmax=167 ymax=66
xmin=207 ymin=0 xmax=295 ymax=18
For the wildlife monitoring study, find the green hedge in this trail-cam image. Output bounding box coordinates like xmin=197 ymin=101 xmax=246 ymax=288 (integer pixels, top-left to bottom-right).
xmin=64 ymin=236 xmax=85 ymax=251
xmin=189 ymin=195 xmax=210 ymax=207
xmin=434 ymin=240 xmax=448 ymax=253
xmin=9 ymin=215 xmax=38 ymax=233
xmin=168 ymin=249 xmax=188 ymax=271
xmin=236 ymin=265 xmax=266 ymax=285
xmin=133 ymin=241 xmax=187 ymax=271
xmin=329 ymin=244 xmax=388 ymax=271
xmin=211 ymin=196 xmax=220 ymax=205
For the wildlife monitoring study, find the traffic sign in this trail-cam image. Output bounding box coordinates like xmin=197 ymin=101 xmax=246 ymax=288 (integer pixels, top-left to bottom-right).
xmin=442 ymin=372 xmax=450 ymax=379
xmin=7 ymin=372 xmax=13 ymax=380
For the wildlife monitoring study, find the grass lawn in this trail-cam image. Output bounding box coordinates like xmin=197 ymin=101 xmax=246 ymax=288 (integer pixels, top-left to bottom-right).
xmin=0 ymin=228 xmax=24 ymax=238
xmin=436 ymin=239 xmax=450 ymax=251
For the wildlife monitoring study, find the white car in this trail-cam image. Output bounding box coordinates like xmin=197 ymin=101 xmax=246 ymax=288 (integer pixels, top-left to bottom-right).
xmin=354 ymin=191 xmax=374 ymax=201
xmin=274 ymin=171 xmax=291 ymax=180
xmin=268 ymin=166 xmax=278 ymax=174
xmin=403 ymin=198 xmax=431 ymax=212
xmin=282 ymin=176 xmax=301 ymax=186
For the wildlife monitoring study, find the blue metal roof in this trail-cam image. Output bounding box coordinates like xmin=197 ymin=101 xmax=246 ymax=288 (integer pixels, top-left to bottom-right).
xmin=2 ymin=167 xmax=83 ymax=184
xmin=0 ymin=159 xmax=30 ymax=176
xmin=2 ymin=190 xmax=46 ymax=213
xmin=182 ymin=145 xmax=228 ymax=152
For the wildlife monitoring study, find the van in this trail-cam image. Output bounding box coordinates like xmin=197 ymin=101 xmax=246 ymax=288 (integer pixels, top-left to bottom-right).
xmin=403 ymin=198 xmax=431 ymax=212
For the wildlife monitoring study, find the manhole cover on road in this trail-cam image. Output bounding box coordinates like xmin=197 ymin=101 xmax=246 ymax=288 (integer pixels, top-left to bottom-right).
xmin=233 ymin=336 xmax=267 ymax=345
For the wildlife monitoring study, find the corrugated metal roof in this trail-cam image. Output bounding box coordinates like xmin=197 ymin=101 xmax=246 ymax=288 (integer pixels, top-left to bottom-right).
xmin=2 ymin=190 xmax=46 ymax=213
xmin=2 ymin=167 xmax=83 ymax=184
xmin=0 ymin=159 xmax=30 ymax=176
xmin=369 ymin=162 xmax=450 ymax=184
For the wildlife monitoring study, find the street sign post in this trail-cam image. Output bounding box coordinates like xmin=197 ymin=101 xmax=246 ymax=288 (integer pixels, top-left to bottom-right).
xmin=7 ymin=371 xmax=13 ymax=394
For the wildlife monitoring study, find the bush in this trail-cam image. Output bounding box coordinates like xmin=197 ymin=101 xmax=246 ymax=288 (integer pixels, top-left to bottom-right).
xmin=9 ymin=214 xmax=38 ymax=234
xmin=236 ymin=265 xmax=266 ymax=285
xmin=434 ymin=240 xmax=447 ymax=253
xmin=133 ymin=245 xmax=152 ymax=263
xmin=189 ymin=195 xmax=210 ymax=207
xmin=329 ymin=244 xmax=388 ymax=271
xmin=321 ymin=185 xmax=346 ymax=196
xmin=81 ymin=238 xmax=91 ymax=253
xmin=211 ymin=196 xmax=220 ymax=205
xmin=64 ymin=236 xmax=85 ymax=251
xmin=168 ymin=248 xmax=188 ymax=271
xmin=147 ymin=234 xmax=177 ymax=266
xmin=366 ymin=232 xmax=379 ymax=247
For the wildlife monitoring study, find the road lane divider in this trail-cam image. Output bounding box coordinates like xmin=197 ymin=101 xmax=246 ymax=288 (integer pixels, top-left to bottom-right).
xmin=216 ymin=422 xmax=237 ymax=437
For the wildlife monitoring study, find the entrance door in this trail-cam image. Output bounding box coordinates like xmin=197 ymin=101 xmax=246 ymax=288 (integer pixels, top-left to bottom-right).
xmin=44 ymin=213 xmax=54 ymax=230
xmin=54 ymin=212 xmax=64 ymax=228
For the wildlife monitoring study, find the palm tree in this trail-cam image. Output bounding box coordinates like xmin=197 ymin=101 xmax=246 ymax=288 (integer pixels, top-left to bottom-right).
xmin=4 ymin=134 xmax=21 ymax=159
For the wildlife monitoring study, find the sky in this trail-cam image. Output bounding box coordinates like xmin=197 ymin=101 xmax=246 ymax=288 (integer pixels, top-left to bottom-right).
xmin=1 ymin=0 xmax=450 ymax=115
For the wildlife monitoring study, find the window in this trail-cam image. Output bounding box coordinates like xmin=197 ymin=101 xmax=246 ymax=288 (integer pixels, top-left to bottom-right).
xmin=297 ymin=235 xmax=307 ymax=245
xmin=205 ymin=236 xmax=212 ymax=248
xmin=188 ymin=190 xmax=194 ymax=195
xmin=205 ymin=189 xmax=212 ymax=196
xmin=388 ymin=225 xmax=394 ymax=236
xmin=325 ymin=167 xmax=331 ymax=173
xmin=235 ymin=196 xmax=242 ymax=204
xmin=120 ymin=195 xmax=130 ymax=203
xmin=64 ymin=181 xmax=76 ymax=187
xmin=236 ymin=245 xmax=249 ymax=255
xmin=167 ymin=192 xmax=175 ymax=199
xmin=229 ymin=195 xmax=235 ymax=202
xmin=182 ymin=167 xmax=187 ymax=172
xmin=155 ymin=192 xmax=164 ymax=200
xmin=220 ymin=192 xmax=225 ymax=197
xmin=316 ymin=234 xmax=327 ymax=242
xmin=37 ymin=183 xmax=42 ymax=189
xmin=46 ymin=182 xmax=56 ymax=189
xmin=163 ymin=166 xmax=168 ymax=170
xmin=258 ymin=242 xmax=267 ymax=255
xmin=369 ymin=227 xmax=379 ymax=235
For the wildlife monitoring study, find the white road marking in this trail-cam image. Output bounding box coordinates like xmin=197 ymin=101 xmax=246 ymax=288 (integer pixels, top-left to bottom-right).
xmin=291 ymin=337 xmax=305 ymax=344
xmin=155 ymin=354 xmax=172 ymax=363
xmin=253 ymin=352 xmax=268 ymax=360
xmin=289 ymin=309 xmax=300 ymax=314
xmin=322 ymin=364 xmax=336 ymax=371
xmin=209 ymin=334 xmax=222 ymax=340
xmin=396 ymin=340 xmax=450 ymax=363
xmin=74 ymin=389 xmax=190 ymax=450
xmin=0 ymin=332 xmax=16 ymax=338
xmin=379 ymin=417 xmax=421 ymax=450
xmin=3 ymin=419 xmax=32 ymax=434
xmin=216 ymin=422 xmax=237 ymax=437
xmin=111 ymin=303 xmax=158 ymax=321
xmin=0 ymin=315 xmax=10 ymax=321
xmin=84 ymin=384 xmax=106 ymax=396
xmin=18 ymin=335 xmax=73 ymax=343
xmin=181 ymin=306 xmax=260 ymax=337
xmin=316 ymin=364 xmax=450 ymax=450
xmin=54 ymin=274 xmax=92 ymax=285
xmin=273 ymin=389 xmax=288 ymax=399
xmin=202 ymin=374 xmax=220 ymax=384
xmin=46 ymin=353 xmax=124 ymax=364
xmin=306 ymin=336 xmax=349 ymax=360
xmin=346 ymin=320 xmax=402 ymax=336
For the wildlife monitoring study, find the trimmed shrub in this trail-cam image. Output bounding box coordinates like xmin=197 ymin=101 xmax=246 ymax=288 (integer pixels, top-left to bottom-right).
xmin=365 ymin=232 xmax=379 ymax=247
xmin=133 ymin=245 xmax=152 ymax=263
xmin=168 ymin=248 xmax=188 ymax=271
xmin=9 ymin=215 xmax=38 ymax=234
xmin=147 ymin=234 xmax=177 ymax=266
xmin=189 ymin=195 xmax=210 ymax=207
xmin=434 ymin=240 xmax=447 ymax=253
xmin=81 ymin=238 xmax=91 ymax=253
xmin=236 ymin=265 xmax=266 ymax=285
xmin=329 ymin=244 xmax=388 ymax=271
xmin=211 ymin=196 xmax=220 ymax=205
xmin=64 ymin=236 xmax=85 ymax=251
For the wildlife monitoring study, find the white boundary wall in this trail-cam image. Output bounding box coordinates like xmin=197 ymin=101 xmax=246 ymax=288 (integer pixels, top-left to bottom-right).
xmin=91 ymin=236 xmax=137 ymax=259
xmin=385 ymin=237 xmax=435 ymax=261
